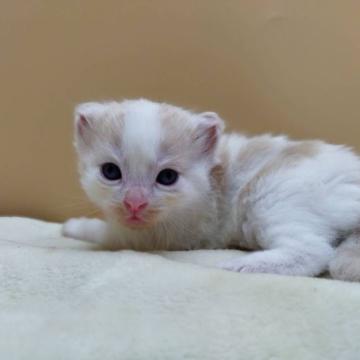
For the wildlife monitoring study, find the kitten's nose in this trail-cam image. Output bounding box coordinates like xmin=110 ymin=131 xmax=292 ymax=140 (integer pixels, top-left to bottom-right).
xmin=124 ymin=189 xmax=148 ymax=214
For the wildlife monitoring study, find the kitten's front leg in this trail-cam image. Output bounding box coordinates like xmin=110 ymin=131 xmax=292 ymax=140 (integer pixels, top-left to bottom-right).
xmin=62 ymin=217 xmax=108 ymax=244
xmin=219 ymin=241 xmax=334 ymax=277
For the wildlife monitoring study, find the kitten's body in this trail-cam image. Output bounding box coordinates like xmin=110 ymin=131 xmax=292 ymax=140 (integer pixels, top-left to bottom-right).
xmin=63 ymin=99 xmax=360 ymax=280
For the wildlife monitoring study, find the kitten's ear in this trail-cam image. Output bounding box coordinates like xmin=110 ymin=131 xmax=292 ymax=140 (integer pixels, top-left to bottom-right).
xmin=74 ymin=102 xmax=105 ymax=147
xmin=194 ymin=112 xmax=224 ymax=154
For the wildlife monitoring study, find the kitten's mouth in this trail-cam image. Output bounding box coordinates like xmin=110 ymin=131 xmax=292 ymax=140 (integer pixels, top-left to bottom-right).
xmin=127 ymin=214 xmax=144 ymax=222
xmin=112 ymin=206 xmax=158 ymax=229
xmin=124 ymin=214 xmax=148 ymax=227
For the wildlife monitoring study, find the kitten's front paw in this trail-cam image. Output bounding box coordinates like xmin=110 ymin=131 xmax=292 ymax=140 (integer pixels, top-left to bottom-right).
xmin=62 ymin=217 xmax=108 ymax=244
xmin=62 ymin=217 xmax=87 ymax=240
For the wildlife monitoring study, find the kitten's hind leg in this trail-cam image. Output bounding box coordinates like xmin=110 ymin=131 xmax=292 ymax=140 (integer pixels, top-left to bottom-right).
xmin=219 ymin=241 xmax=334 ymax=277
xmin=62 ymin=217 xmax=108 ymax=244
xmin=329 ymin=231 xmax=360 ymax=281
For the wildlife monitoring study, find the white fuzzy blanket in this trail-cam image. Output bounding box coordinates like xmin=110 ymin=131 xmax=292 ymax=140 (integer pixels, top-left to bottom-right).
xmin=0 ymin=217 xmax=359 ymax=360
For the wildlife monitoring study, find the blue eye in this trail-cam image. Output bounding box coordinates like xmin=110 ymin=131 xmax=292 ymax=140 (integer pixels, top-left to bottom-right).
xmin=156 ymin=169 xmax=178 ymax=186
xmin=101 ymin=163 xmax=122 ymax=181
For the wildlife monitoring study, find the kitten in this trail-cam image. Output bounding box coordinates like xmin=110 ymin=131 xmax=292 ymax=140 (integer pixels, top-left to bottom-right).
xmin=62 ymin=99 xmax=360 ymax=280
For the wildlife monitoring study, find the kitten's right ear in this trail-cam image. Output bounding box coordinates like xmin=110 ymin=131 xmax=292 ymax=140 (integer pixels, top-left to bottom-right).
xmin=74 ymin=102 xmax=104 ymax=147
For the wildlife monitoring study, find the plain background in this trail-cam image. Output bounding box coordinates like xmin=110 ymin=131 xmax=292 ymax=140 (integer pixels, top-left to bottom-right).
xmin=1 ymin=1 xmax=360 ymax=221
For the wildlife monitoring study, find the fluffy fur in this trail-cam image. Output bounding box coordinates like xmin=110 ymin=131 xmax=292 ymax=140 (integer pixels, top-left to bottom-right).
xmin=62 ymin=99 xmax=360 ymax=280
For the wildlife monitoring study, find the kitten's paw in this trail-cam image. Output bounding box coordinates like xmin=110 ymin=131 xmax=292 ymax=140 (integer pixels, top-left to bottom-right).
xmin=62 ymin=217 xmax=87 ymax=239
xmin=219 ymin=245 xmax=333 ymax=276
xmin=62 ymin=217 xmax=108 ymax=244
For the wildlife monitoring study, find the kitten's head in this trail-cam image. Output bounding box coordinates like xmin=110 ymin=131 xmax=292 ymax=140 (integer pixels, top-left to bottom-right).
xmin=74 ymin=99 xmax=224 ymax=229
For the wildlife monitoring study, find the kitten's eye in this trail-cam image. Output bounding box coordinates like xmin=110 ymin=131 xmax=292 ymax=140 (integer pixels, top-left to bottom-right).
xmin=101 ymin=163 xmax=122 ymax=181
xmin=156 ymin=169 xmax=178 ymax=186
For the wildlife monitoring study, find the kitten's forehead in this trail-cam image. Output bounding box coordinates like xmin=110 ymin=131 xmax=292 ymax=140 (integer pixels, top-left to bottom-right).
xmin=121 ymin=100 xmax=162 ymax=168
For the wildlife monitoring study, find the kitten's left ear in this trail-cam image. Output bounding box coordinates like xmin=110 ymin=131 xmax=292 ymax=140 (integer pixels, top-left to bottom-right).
xmin=194 ymin=112 xmax=225 ymax=154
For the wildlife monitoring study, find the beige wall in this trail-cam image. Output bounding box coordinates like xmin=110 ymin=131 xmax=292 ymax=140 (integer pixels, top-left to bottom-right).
xmin=1 ymin=1 xmax=360 ymax=221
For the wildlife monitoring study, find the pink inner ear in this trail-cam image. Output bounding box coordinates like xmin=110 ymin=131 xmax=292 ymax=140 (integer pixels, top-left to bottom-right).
xmin=77 ymin=114 xmax=89 ymax=137
xmin=195 ymin=112 xmax=223 ymax=154
xmin=195 ymin=120 xmax=219 ymax=154
xmin=204 ymin=125 xmax=218 ymax=153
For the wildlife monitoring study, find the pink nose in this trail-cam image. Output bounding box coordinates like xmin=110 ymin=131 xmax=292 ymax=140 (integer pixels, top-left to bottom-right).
xmin=124 ymin=189 xmax=148 ymax=214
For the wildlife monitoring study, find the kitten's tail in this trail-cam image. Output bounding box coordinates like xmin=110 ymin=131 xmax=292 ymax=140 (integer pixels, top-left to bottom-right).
xmin=329 ymin=231 xmax=360 ymax=281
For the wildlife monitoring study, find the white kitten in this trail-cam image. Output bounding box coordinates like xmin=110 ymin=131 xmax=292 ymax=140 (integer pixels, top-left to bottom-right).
xmin=62 ymin=99 xmax=360 ymax=280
